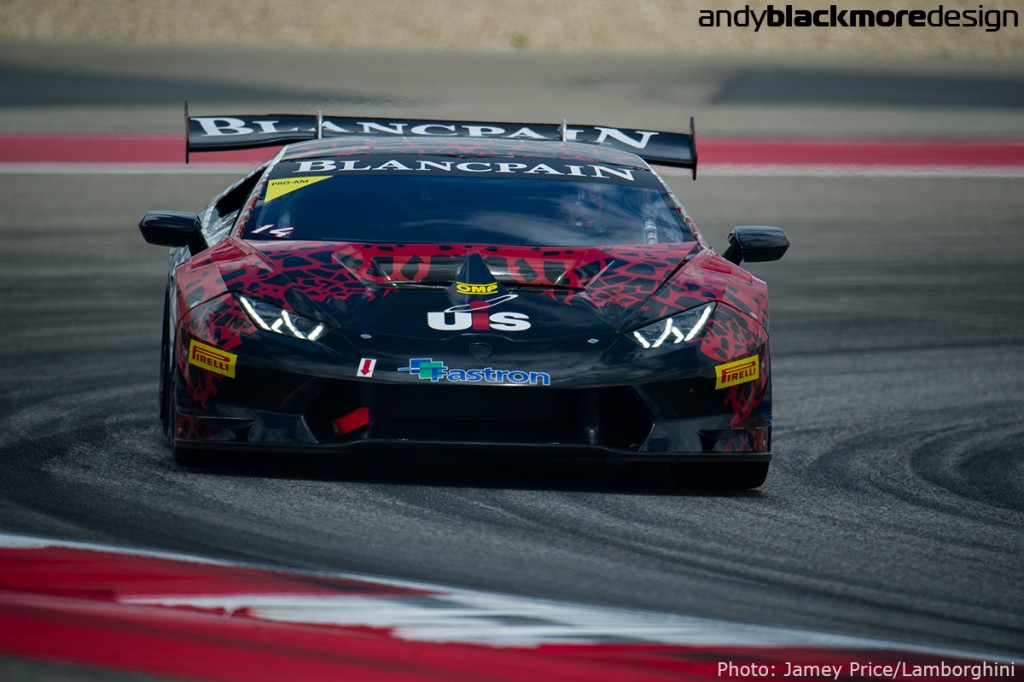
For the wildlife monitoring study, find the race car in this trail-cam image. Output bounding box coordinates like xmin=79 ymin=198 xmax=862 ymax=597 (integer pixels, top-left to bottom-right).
xmin=140 ymin=110 xmax=789 ymax=489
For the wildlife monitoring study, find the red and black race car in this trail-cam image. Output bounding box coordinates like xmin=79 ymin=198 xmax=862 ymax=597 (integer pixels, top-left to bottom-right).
xmin=140 ymin=111 xmax=789 ymax=488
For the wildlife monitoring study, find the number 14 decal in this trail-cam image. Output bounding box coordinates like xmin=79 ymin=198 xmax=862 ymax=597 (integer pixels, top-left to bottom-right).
xmin=252 ymin=224 xmax=294 ymax=238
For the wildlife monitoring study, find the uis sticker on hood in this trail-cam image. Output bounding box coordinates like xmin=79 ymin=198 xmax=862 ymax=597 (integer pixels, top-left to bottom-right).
xmin=188 ymin=339 xmax=237 ymax=379
xmin=264 ymin=175 xmax=331 ymax=202
xmin=714 ymin=355 xmax=759 ymax=389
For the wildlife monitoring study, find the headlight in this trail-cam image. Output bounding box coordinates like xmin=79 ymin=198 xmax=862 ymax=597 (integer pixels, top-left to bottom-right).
xmin=237 ymin=294 xmax=328 ymax=342
xmin=631 ymin=303 xmax=714 ymax=349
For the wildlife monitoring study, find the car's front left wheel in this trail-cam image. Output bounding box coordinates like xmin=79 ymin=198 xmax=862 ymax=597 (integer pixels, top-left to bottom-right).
xmin=669 ymin=461 xmax=770 ymax=490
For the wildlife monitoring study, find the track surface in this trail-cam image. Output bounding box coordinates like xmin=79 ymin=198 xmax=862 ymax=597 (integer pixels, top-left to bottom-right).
xmin=0 ymin=45 xmax=1022 ymax=661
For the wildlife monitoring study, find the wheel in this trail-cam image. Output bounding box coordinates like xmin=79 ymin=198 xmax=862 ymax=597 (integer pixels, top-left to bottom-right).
xmin=173 ymin=446 xmax=220 ymax=468
xmin=163 ymin=365 xmax=201 ymax=467
xmin=158 ymin=288 xmax=172 ymax=442
xmin=669 ymin=461 xmax=770 ymax=490
xmin=160 ymin=288 xmax=207 ymax=468
xmin=162 ymin=336 xmax=205 ymax=468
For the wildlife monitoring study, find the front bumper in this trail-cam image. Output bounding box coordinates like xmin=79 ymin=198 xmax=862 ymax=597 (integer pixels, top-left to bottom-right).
xmin=172 ymin=365 xmax=771 ymax=462
xmin=172 ymin=293 xmax=772 ymax=460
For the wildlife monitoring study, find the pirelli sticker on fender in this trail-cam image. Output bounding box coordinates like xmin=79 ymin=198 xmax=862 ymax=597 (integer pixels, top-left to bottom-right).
xmin=188 ymin=339 xmax=237 ymax=378
xmin=715 ymin=355 xmax=760 ymax=389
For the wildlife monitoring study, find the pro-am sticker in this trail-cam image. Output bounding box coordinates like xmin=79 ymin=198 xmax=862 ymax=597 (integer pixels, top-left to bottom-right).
xmin=188 ymin=339 xmax=237 ymax=379
xmin=714 ymin=354 xmax=759 ymax=389
xmin=264 ymin=175 xmax=331 ymax=202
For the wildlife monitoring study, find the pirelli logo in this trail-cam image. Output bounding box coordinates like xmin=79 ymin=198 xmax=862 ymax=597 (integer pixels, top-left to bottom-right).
xmin=188 ymin=339 xmax=237 ymax=378
xmin=715 ymin=355 xmax=760 ymax=389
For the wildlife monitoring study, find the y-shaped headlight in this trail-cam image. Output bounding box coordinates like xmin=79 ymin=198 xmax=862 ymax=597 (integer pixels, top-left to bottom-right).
xmin=631 ymin=303 xmax=714 ymax=349
xmin=237 ymin=294 xmax=327 ymax=342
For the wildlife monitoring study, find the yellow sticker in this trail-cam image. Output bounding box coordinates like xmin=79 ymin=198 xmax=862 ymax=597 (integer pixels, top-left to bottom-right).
xmin=264 ymin=175 xmax=331 ymax=202
xmin=455 ymin=281 xmax=499 ymax=295
xmin=715 ymin=354 xmax=760 ymax=389
xmin=188 ymin=339 xmax=237 ymax=379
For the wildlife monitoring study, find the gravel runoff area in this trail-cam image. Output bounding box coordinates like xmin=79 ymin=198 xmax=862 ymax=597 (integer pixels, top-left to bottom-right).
xmin=2 ymin=0 xmax=1022 ymax=57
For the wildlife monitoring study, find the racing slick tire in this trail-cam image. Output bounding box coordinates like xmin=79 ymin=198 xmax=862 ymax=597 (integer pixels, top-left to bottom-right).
xmin=161 ymin=323 xmax=212 ymax=469
xmin=158 ymin=288 xmax=172 ymax=442
xmin=669 ymin=461 xmax=770 ymax=490
xmin=172 ymin=445 xmax=217 ymax=469
xmin=163 ymin=364 xmax=197 ymax=467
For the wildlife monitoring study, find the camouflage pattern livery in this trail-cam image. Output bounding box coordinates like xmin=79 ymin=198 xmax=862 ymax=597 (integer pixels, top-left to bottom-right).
xmin=146 ymin=129 xmax=785 ymax=487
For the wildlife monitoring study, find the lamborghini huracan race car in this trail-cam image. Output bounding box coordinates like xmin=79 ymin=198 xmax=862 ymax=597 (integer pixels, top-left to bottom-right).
xmin=140 ymin=112 xmax=789 ymax=489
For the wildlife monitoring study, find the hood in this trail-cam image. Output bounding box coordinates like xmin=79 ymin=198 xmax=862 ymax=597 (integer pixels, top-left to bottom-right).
xmin=212 ymin=239 xmax=710 ymax=339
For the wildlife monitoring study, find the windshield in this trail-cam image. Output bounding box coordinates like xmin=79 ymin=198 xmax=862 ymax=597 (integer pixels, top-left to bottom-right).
xmin=242 ymin=165 xmax=691 ymax=246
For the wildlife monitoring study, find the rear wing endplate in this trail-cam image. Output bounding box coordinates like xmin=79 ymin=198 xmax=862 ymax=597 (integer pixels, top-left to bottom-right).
xmin=184 ymin=103 xmax=698 ymax=179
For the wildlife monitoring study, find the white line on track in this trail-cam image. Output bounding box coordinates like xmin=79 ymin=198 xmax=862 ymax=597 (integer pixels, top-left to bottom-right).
xmin=0 ymin=531 xmax=1010 ymax=658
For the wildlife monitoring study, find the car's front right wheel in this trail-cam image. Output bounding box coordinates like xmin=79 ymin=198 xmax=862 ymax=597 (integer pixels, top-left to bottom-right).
xmin=669 ymin=461 xmax=770 ymax=490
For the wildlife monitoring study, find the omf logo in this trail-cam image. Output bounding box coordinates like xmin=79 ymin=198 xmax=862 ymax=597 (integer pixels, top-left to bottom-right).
xmin=454 ymin=281 xmax=499 ymax=295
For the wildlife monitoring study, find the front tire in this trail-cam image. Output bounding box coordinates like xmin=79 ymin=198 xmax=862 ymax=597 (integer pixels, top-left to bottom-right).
xmin=164 ymin=366 xmax=196 ymax=466
xmin=159 ymin=288 xmax=172 ymax=441
xmin=670 ymin=461 xmax=770 ymax=490
xmin=173 ymin=445 xmax=215 ymax=468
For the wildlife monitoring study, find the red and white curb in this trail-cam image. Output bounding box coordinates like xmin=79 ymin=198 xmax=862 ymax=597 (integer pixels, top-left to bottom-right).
xmin=1 ymin=134 xmax=1024 ymax=177
xmin=0 ymin=532 xmax=1015 ymax=681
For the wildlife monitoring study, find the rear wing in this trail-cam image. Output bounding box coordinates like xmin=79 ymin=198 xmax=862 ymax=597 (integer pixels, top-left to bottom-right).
xmin=184 ymin=104 xmax=698 ymax=179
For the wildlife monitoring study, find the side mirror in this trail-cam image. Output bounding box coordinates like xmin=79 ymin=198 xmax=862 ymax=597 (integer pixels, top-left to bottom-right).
xmin=139 ymin=211 xmax=206 ymax=254
xmin=722 ymin=226 xmax=790 ymax=265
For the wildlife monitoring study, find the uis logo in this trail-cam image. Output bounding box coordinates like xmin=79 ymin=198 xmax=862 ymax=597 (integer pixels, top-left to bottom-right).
xmin=427 ymin=293 xmax=531 ymax=332
xmin=428 ymin=309 xmax=530 ymax=332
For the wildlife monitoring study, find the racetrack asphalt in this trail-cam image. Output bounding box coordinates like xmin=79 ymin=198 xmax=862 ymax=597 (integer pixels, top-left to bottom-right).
xmin=0 ymin=44 xmax=1022 ymax=665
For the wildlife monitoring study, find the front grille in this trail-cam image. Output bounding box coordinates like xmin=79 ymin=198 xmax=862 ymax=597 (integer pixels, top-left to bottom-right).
xmin=373 ymin=384 xmax=575 ymax=442
xmin=307 ymin=382 xmax=652 ymax=450
xmin=640 ymin=377 xmax=722 ymax=419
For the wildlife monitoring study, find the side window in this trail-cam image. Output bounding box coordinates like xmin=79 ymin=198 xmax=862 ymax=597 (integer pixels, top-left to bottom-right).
xmin=199 ymin=166 xmax=267 ymax=246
